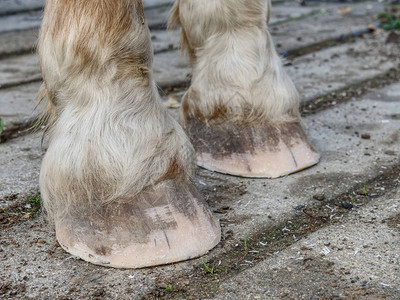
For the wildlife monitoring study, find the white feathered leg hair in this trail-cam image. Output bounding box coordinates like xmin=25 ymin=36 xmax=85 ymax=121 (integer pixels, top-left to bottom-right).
xmin=169 ymin=0 xmax=319 ymax=178
xmin=37 ymin=0 xmax=220 ymax=268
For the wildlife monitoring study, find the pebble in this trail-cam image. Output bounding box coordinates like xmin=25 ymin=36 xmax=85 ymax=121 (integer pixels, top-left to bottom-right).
xmin=294 ymin=205 xmax=305 ymax=210
xmin=313 ymin=193 xmax=325 ymax=201
xmin=340 ymin=202 xmax=353 ymax=209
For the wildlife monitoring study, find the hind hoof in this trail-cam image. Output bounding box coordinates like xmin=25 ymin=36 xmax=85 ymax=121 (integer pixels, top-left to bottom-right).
xmin=186 ymin=120 xmax=319 ymax=178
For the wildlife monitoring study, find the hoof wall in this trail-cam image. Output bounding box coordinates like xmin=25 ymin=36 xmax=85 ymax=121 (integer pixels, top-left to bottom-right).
xmin=187 ymin=120 xmax=320 ymax=178
xmin=197 ymin=138 xmax=319 ymax=178
xmin=55 ymin=180 xmax=220 ymax=268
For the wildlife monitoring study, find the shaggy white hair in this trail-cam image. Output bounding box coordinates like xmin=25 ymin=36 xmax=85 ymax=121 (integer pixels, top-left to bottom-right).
xmin=169 ymin=0 xmax=300 ymax=125
xmin=37 ymin=0 xmax=194 ymax=223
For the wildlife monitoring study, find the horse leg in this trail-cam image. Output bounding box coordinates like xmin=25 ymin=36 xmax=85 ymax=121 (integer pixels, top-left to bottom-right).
xmin=37 ymin=0 xmax=220 ymax=268
xmin=170 ymin=0 xmax=319 ymax=178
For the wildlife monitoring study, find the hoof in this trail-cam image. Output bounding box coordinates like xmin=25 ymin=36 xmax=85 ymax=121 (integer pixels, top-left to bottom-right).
xmin=55 ymin=180 xmax=220 ymax=268
xmin=186 ymin=120 xmax=320 ymax=178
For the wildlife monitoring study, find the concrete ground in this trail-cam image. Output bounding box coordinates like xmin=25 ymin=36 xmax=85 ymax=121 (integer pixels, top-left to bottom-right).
xmin=0 ymin=0 xmax=399 ymax=299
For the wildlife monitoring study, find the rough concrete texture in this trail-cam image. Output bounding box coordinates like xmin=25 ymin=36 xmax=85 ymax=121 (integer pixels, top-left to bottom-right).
xmin=0 ymin=82 xmax=41 ymax=132
xmin=0 ymin=0 xmax=43 ymax=16
xmin=0 ymin=11 xmax=42 ymax=34
xmin=0 ymin=30 xmax=38 ymax=58
xmin=217 ymin=194 xmax=400 ymax=299
xmin=0 ymin=131 xmax=43 ymax=205
xmin=0 ymin=54 xmax=41 ymax=88
xmin=1 ymin=0 xmax=400 ymax=299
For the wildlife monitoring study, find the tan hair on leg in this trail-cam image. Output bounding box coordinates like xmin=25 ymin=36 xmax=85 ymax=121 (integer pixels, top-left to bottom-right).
xmin=38 ymin=0 xmax=220 ymax=268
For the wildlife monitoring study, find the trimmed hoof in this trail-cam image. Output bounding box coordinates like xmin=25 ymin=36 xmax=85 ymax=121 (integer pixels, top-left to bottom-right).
xmin=186 ymin=120 xmax=320 ymax=178
xmin=55 ymin=180 xmax=220 ymax=268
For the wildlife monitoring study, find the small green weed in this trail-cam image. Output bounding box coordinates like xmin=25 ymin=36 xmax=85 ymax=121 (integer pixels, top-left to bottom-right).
xmin=244 ymin=236 xmax=249 ymax=251
xmin=202 ymin=258 xmax=216 ymax=275
xmin=379 ymin=10 xmax=400 ymax=30
xmin=363 ymin=182 xmax=368 ymax=198
xmin=1 ymin=208 xmax=9 ymax=217
xmin=165 ymin=284 xmax=173 ymax=292
xmin=27 ymin=193 xmax=42 ymax=213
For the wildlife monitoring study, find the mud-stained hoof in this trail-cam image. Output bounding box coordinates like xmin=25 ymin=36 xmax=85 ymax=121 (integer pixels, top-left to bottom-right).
xmin=186 ymin=120 xmax=320 ymax=178
xmin=55 ymin=180 xmax=221 ymax=268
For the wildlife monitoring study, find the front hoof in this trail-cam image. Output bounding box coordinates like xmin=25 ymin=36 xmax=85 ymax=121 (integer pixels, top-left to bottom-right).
xmin=186 ymin=120 xmax=320 ymax=178
xmin=55 ymin=180 xmax=220 ymax=268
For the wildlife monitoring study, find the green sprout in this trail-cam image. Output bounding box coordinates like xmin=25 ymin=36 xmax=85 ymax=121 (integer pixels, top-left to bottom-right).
xmin=165 ymin=284 xmax=173 ymax=292
xmin=202 ymin=258 xmax=216 ymax=275
xmin=27 ymin=193 xmax=42 ymax=213
xmin=1 ymin=208 xmax=9 ymax=217
xmin=363 ymin=183 xmax=368 ymax=198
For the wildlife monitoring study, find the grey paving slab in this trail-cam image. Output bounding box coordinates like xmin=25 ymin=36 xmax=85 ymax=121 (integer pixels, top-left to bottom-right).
xmin=153 ymin=50 xmax=191 ymax=87
xmin=271 ymin=1 xmax=385 ymax=53
xmin=269 ymin=2 xmax=319 ymax=25
xmin=0 ymin=131 xmax=43 ymax=207
xmin=151 ymin=29 xmax=180 ymax=53
xmin=144 ymin=2 xmax=172 ymax=29
xmin=0 ymin=29 xmax=38 ymax=57
xmin=217 ymin=193 xmax=400 ymax=299
xmin=0 ymin=81 xmax=399 ymax=299
xmin=289 ymin=33 xmax=399 ymax=100
xmin=0 ymin=10 xmax=42 ymax=33
xmin=0 ymin=0 xmax=43 ymax=15
xmin=0 ymin=54 xmax=40 ymax=88
xmin=0 ymin=82 xmax=41 ymax=132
